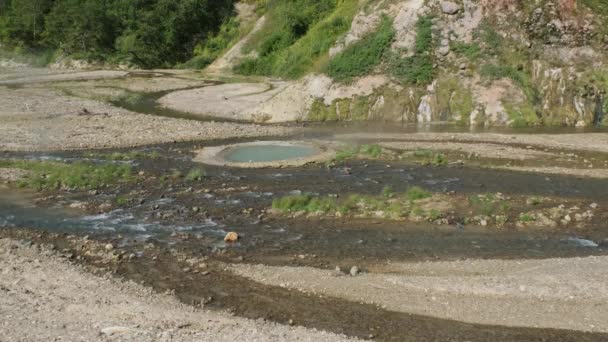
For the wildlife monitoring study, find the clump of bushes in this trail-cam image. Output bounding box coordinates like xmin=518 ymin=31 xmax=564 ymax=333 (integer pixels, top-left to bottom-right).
xmin=235 ymin=0 xmax=358 ymax=78
xmin=387 ymin=15 xmax=434 ymax=85
xmin=326 ymin=16 xmax=395 ymax=82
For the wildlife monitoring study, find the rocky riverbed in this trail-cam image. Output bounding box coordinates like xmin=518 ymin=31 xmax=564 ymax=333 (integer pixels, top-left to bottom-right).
xmin=1 ymin=67 xmax=608 ymax=341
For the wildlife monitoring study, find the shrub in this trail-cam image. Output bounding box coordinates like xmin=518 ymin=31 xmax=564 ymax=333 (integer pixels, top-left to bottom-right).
xmin=387 ymin=16 xmax=434 ymax=85
xmin=404 ymin=186 xmax=431 ymax=201
xmin=450 ymin=42 xmax=482 ymax=61
xmin=185 ymin=168 xmax=206 ymax=181
xmin=326 ymin=15 xmax=395 ymax=82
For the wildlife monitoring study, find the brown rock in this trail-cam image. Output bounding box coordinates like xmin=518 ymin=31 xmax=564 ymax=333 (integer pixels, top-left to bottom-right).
xmin=224 ymin=232 xmax=239 ymax=243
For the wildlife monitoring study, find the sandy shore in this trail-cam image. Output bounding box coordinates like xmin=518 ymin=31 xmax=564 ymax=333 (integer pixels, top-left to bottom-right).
xmin=231 ymin=255 xmax=608 ymax=333
xmin=0 ymin=238 xmax=356 ymax=342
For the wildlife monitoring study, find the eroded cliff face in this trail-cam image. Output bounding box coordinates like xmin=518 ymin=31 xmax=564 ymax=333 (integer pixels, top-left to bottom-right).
xmin=207 ymin=0 xmax=607 ymax=126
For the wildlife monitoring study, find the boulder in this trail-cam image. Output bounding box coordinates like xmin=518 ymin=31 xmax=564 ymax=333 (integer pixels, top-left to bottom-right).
xmin=441 ymin=1 xmax=460 ymax=15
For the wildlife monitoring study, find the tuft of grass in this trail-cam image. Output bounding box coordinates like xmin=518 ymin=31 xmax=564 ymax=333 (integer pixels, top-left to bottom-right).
xmin=404 ymin=186 xmax=431 ymax=201
xmin=450 ymin=42 xmax=482 ymax=61
xmin=185 ymin=168 xmax=206 ymax=182
xmin=326 ymin=15 xmax=395 ymax=83
xmin=413 ymin=151 xmax=447 ymax=166
xmin=332 ymin=144 xmax=384 ymax=164
xmin=382 ymin=186 xmax=394 ymax=198
xmin=0 ymin=160 xmax=132 ymax=191
xmin=469 ymin=193 xmax=510 ymax=217
xmin=519 ymin=213 xmax=536 ymax=222
xmin=359 ymin=144 xmax=383 ymax=158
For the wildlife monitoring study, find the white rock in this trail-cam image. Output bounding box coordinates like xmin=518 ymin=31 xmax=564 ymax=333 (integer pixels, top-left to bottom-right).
xmin=441 ymin=1 xmax=460 ymax=15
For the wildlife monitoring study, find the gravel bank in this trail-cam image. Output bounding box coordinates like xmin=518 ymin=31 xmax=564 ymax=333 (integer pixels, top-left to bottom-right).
xmin=336 ymin=132 xmax=608 ymax=153
xmin=231 ymin=256 xmax=608 ymax=333
xmin=0 ymin=238 xmax=357 ymax=342
xmin=0 ymin=86 xmax=291 ymax=151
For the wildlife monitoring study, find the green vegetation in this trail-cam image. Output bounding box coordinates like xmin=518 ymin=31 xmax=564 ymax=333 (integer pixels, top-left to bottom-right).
xmin=503 ymin=102 xmax=540 ymax=127
xmin=181 ymin=17 xmax=241 ymax=69
xmin=115 ymin=196 xmax=129 ymax=205
xmin=83 ymin=151 xmax=161 ymax=161
xmin=468 ymin=193 xmax=510 ymax=217
xmin=404 ymin=186 xmax=431 ymax=201
xmin=332 ymin=144 xmax=385 ymax=163
xmin=271 ymin=186 xmax=436 ymax=220
xmin=326 ymin=15 xmax=394 ymax=82
xmin=519 ymin=213 xmax=536 ymax=222
xmin=235 ymin=0 xmax=358 ymax=78
xmin=185 ymin=168 xmax=206 ymax=182
xmin=435 ymin=77 xmax=474 ymax=126
xmin=0 ymin=159 xmax=132 ymax=190
xmin=382 ymin=186 xmax=395 ymax=198
xmin=388 ymin=16 xmax=434 ymax=85
xmin=412 ymin=150 xmax=448 ymax=166
xmin=0 ymin=0 xmax=236 ymax=68
xmin=581 ymin=0 xmax=608 ymax=17
xmin=450 ymin=42 xmax=482 ymax=61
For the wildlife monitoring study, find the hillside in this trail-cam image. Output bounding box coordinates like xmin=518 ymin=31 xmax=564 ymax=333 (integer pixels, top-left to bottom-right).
xmin=1 ymin=0 xmax=607 ymax=127
xmin=212 ymin=0 xmax=608 ymax=127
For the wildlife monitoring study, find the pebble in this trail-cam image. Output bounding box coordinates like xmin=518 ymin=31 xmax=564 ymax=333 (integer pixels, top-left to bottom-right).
xmin=104 ymin=244 xmax=114 ymax=251
xmin=224 ymin=232 xmax=239 ymax=243
xmin=350 ymin=266 xmax=360 ymax=277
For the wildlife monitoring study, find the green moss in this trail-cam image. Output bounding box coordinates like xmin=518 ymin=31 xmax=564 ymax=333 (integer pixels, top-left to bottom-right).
xmin=350 ymin=96 xmax=370 ymax=120
xmin=308 ymin=98 xmax=335 ymax=121
xmin=504 ymin=102 xmax=540 ymax=127
xmin=436 ymin=77 xmax=474 ymax=124
xmin=0 ymin=160 xmax=132 ymax=191
xmin=326 ymin=15 xmax=395 ymax=82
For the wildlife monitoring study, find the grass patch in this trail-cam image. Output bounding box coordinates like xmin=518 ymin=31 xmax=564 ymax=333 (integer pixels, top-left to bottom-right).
xmin=326 ymin=15 xmax=394 ymax=82
xmin=404 ymin=186 xmax=431 ymax=201
xmin=0 ymin=160 xmax=132 ymax=191
xmin=468 ymin=193 xmax=510 ymax=216
xmin=450 ymin=42 xmax=482 ymax=61
xmin=412 ymin=150 xmax=447 ymax=166
xmin=387 ymin=16 xmax=434 ymax=85
xmin=332 ymin=144 xmax=385 ymax=164
xmin=83 ymin=151 xmax=161 ymax=161
xmin=185 ymin=168 xmax=206 ymax=182
xmin=272 ymin=186 xmax=435 ymax=219
xmin=519 ymin=213 xmax=536 ymax=222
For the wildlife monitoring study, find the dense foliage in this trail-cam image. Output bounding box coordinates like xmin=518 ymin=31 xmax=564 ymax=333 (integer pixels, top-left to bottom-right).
xmin=234 ymin=0 xmax=358 ymax=79
xmin=0 ymin=0 xmax=235 ymax=68
xmin=325 ymin=16 xmax=394 ymax=83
